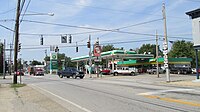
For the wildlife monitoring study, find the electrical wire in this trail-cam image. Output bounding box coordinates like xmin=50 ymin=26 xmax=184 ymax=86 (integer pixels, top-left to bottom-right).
xmin=99 ymin=18 xmax=163 ymax=38
xmin=0 ymin=19 xmax=192 ymax=41
xmin=0 ymin=8 xmax=16 ymax=15
xmin=20 ymin=0 xmax=31 ymax=23
xmin=0 ymin=24 xmax=15 ymax=32
xmin=21 ymin=39 xmax=156 ymax=50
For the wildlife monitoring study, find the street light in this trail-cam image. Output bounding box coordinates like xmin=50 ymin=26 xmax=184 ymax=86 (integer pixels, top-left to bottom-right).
xmin=21 ymin=12 xmax=54 ymax=16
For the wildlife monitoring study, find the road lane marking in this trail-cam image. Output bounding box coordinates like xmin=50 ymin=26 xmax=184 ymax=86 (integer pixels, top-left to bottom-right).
xmin=31 ymin=84 xmax=93 ymax=112
xmin=143 ymin=95 xmax=200 ymax=107
xmin=138 ymin=89 xmax=195 ymax=95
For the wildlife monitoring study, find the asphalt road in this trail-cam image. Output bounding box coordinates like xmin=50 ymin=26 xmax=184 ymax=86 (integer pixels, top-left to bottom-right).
xmin=22 ymin=74 xmax=200 ymax=112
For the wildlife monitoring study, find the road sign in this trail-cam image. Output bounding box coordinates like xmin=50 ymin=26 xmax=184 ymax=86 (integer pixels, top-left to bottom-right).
xmin=94 ymin=45 xmax=101 ymax=57
xmin=50 ymin=53 xmax=57 ymax=60
xmin=61 ymin=36 xmax=67 ymax=43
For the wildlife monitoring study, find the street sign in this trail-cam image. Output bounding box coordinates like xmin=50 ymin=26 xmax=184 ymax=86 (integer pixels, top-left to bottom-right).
xmin=50 ymin=53 xmax=57 ymax=60
xmin=61 ymin=36 xmax=67 ymax=43
xmin=94 ymin=45 xmax=101 ymax=57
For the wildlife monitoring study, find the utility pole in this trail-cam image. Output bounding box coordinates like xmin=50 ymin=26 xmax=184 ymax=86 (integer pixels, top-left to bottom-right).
xmin=9 ymin=43 xmax=12 ymax=75
xmin=156 ymin=31 xmax=159 ymax=78
xmin=13 ymin=0 xmax=21 ymax=84
xmin=3 ymin=39 xmax=6 ymax=79
xmin=162 ymin=3 xmax=170 ymax=82
xmin=89 ymin=35 xmax=92 ymax=78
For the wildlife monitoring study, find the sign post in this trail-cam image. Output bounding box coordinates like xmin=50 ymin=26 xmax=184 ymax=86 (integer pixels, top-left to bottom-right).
xmin=94 ymin=39 xmax=102 ymax=77
xmin=50 ymin=53 xmax=58 ymax=74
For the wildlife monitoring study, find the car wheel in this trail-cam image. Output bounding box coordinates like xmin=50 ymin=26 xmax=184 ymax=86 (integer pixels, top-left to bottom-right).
xmin=66 ymin=76 xmax=70 ymax=78
xmin=131 ymin=72 xmax=135 ymax=76
xmin=113 ymin=72 xmax=118 ymax=76
xmin=72 ymin=74 xmax=77 ymax=79
xmin=59 ymin=75 xmax=63 ymax=78
xmin=80 ymin=76 xmax=84 ymax=79
xmin=177 ymin=71 xmax=180 ymax=74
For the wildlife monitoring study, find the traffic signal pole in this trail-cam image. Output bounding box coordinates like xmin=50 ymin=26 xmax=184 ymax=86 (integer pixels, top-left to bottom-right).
xmin=13 ymin=0 xmax=21 ymax=84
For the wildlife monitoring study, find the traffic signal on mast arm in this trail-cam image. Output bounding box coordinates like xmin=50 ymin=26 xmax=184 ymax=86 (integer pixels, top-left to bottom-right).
xmin=18 ymin=43 xmax=21 ymax=52
xmin=40 ymin=37 xmax=43 ymax=45
xmin=69 ymin=35 xmax=72 ymax=43
xmin=87 ymin=41 xmax=90 ymax=48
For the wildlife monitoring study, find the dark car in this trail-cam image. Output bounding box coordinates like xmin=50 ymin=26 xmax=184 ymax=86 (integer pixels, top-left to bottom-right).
xmin=58 ymin=67 xmax=85 ymax=79
xmin=170 ymin=67 xmax=192 ymax=74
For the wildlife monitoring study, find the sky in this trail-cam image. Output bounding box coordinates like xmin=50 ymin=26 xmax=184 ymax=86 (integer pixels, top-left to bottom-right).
xmin=0 ymin=0 xmax=199 ymax=62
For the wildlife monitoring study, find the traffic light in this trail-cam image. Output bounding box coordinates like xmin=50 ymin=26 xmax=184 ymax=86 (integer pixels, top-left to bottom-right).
xmin=18 ymin=43 xmax=21 ymax=52
xmin=55 ymin=46 xmax=59 ymax=52
xmin=40 ymin=37 xmax=43 ymax=45
xmin=69 ymin=35 xmax=72 ymax=43
xmin=87 ymin=41 xmax=90 ymax=48
xmin=76 ymin=46 xmax=78 ymax=52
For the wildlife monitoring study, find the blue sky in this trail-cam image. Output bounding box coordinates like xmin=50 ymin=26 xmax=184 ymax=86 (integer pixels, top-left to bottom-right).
xmin=0 ymin=0 xmax=199 ymax=62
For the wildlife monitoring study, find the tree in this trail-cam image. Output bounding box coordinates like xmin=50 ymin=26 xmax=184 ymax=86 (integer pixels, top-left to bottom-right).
xmin=138 ymin=44 xmax=162 ymax=57
xmin=168 ymin=40 xmax=200 ymax=67
xmin=102 ymin=44 xmax=116 ymax=52
xmin=169 ymin=40 xmax=194 ymax=58
xmin=31 ymin=60 xmax=42 ymax=66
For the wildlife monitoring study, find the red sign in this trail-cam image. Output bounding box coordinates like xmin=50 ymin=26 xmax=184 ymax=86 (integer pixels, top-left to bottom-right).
xmin=94 ymin=45 xmax=102 ymax=57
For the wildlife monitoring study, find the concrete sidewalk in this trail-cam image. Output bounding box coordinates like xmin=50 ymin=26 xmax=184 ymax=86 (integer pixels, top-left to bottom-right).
xmin=0 ymin=83 xmax=70 ymax=112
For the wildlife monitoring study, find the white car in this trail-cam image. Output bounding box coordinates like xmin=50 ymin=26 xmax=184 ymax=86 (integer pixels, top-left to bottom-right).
xmin=112 ymin=67 xmax=138 ymax=76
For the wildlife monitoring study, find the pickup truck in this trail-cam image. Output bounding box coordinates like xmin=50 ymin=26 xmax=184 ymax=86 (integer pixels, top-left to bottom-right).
xmin=58 ymin=67 xmax=85 ymax=79
xmin=147 ymin=67 xmax=165 ymax=74
xmin=112 ymin=67 xmax=137 ymax=76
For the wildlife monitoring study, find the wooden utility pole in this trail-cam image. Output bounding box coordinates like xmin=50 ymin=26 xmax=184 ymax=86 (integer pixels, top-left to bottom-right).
xmin=13 ymin=0 xmax=21 ymax=84
xmin=3 ymin=39 xmax=6 ymax=79
xmin=162 ymin=3 xmax=170 ymax=82
xmin=156 ymin=31 xmax=159 ymax=78
xmin=89 ymin=35 xmax=92 ymax=78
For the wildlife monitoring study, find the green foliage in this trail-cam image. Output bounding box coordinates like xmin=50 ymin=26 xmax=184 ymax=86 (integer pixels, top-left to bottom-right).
xmin=11 ymin=84 xmax=26 ymax=88
xmin=102 ymin=44 xmax=116 ymax=52
xmin=168 ymin=40 xmax=200 ymax=67
xmin=31 ymin=60 xmax=42 ymax=65
xmin=169 ymin=40 xmax=194 ymax=58
xmin=138 ymin=44 xmax=162 ymax=57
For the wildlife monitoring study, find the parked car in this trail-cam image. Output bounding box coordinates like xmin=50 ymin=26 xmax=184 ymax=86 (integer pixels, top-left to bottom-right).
xmin=34 ymin=68 xmax=44 ymax=76
xmin=58 ymin=67 xmax=85 ymax=79
xmin=170 ymin=67 xmax=192 ymax=74
xmin=192 ymin=68 xmax=200 ymax=74
xmin=112 ymin=67 xmax=137 ymax=76
xmin=147 ymin=67 xmax=165 ymax=74
xmin=100 ymin=69 xmax=111 ymax=75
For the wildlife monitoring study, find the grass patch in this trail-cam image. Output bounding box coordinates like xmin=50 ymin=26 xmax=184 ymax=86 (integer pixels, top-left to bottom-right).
xmin=10 ymin=84 xmax=26 ymax=88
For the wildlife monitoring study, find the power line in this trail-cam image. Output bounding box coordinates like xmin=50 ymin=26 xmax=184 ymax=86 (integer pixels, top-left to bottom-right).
xmin=0 ymin=24 xmax=15 ymax=32
xmin=20 ymin=39 xmax=156 ymax=50
xmin=99 ymin=18 xmax=163 ymax=38
xmin=0 ymin=8 xmax=16 ymax=15
xmin=20 ymin=0 xmax=32 ymax=23
xmin=21 ymin=19 xmax=164 ymax=37
xmin=0 ymin=19 xmax=192 ymax=40
xmin=184 ymin=0 xmax=200 ymax=2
